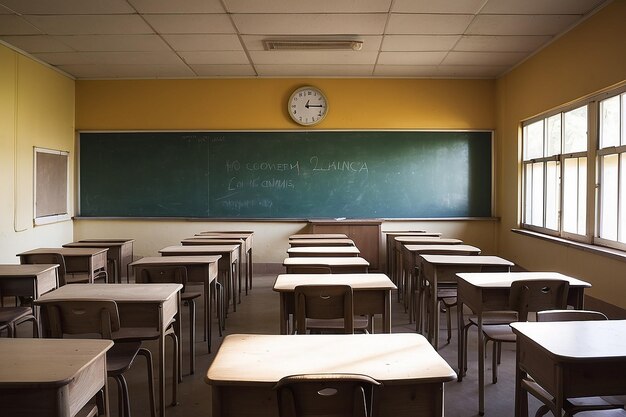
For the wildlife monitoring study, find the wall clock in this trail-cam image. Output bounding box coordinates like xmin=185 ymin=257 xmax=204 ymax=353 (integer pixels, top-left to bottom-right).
xmin=288 ymin=86 xmax=328 ymax=126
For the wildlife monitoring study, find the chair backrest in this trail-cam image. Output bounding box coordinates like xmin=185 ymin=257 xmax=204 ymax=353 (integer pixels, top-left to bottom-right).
xmin=537 ymin=309 xmax=608 ymax=322
xmin=274 ymin=373 xmax=380 ymax=417
xmin=136 ymin=265 xmax=188 ymax=291
xmin=509 ymin=279 xmax=570 ymax=320
xmin=20 ymin=252 xmax=67 ymax=287
xmin=294 ymin=285 xmax=354 ymax=334
xmin=36 ymin=299 xmax=120 ymax=339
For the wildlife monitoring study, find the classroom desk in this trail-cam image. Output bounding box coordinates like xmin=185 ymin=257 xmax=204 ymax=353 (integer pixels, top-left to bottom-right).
xmin=206 ymin=333 xmax=456 ymax=417
xmin=286 ymin=245 xmax=361 ymax=257
xmin=0 ymin=264 xmax=59 ymax=299
xmin=196 ymin=232 xmax=253 ymax=293
xmin=273 ymin=273 xmax=397 ymax=333
xmin=160 ymin=245 xmax=239 ymax=312
xmin=289 ymin=233 xmax=348 ymax=239
xmin=17 ymin=247 xmax=108 ymax=283
xmin=393 ymin=236 xmax=462 ymax=290
xmin=456 ymin=272 xmax=591 ymax=416
xmin=288 ymin=238 xmax=355 ymax=247
xmin=64 ymin=239 xmax=134 ymax=283
xmin=419 ymin=255 xmax=514 ymax=350
xmin=403 ymin=244 xmax=481 ymax=327
xmin=511 ymin=320 xmax=626 ymax=417
xmin=383 ymin=231 xmax=439 ymax=279
xmin=0 ymin=338 xmax=112 ymax=417
xmin=36 ymin=283 xmax=181 ymax=417
xmin=283 ymin=256 xmax=369 ymax=273
xmin=129 ymin=255 xmax=220 ymax=352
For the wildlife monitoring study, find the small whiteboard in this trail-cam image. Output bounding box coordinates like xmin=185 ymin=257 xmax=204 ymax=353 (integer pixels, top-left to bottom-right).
xmin=34 ymin=147 xmax=70 ymax=225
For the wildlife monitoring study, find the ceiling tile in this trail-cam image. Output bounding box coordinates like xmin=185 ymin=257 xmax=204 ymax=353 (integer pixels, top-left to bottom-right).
xmin=232 ymin=13 xmax=387 ymax=35
xmin=442 ymin=51 xmax=527 ymax=66
xmin=373 ymin=65 xmax=439 ymax=77
xmin=179 ymin=50 xmax=249 ymax=65
xmin=241 ymin=35 xmax=382 ymax=51
xmin=143 ymin=14 xmax=235 ymax=34
xmin=127 ymin=0 xmax=226 ymax=13
xmin=22 ymin=15 xmax=153 ymax=35
xmin=378 ymin=51 xmax=447 ymax=65
xmin=454 ymin=35 xmax=552 ymax=52
xmin=256 ymin=64 xmax=374 ymax=76
xmin=0 ymin=0 xmax=134 ymax=14
xmin=382 ymin=35 xmax=460 ymax=51
xmin=0 ymin=5 xmax=12 ymax=13
xmin=481 ymin=0 xmax=606 ymax=15
xmin=436 ymin=65 xmax=508 ymax=78
xmin=387 ymin=14 xmax=474 ymax=35
xmin=466 ymin=14 xmax=580 ymax=36
xmin=249 ymin=50 xmax=378 ymax=65
xmin=0 ymin=35 xmax=73 ymax=52
xmin=55 ymin=35 xmax=170 ymax=52
xmin=162 ymin=34 xmax=243 ymax=51
xmin=189 ymin=64 xmax=256 ymax=76
xmin=0 ymin=15 xmax=42 ymax=35
xmin=223 ymin=0 xmax=392 ymax=13
xmin=392 ymin=0 xmax=486 ymax=14
xmin=33 ymin=51 xmax=183 ymax=65
xmin=58 ymin=63 xmax=196 ymax=79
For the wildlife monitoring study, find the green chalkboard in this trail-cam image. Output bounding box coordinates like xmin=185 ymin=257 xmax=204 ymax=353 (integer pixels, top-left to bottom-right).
xmin=79 ymin=131 xmax=492 ymax=218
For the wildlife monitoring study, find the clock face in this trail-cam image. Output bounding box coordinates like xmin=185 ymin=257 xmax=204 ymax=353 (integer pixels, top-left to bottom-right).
xmin=288 ymin=87 xmax=328 ymax=126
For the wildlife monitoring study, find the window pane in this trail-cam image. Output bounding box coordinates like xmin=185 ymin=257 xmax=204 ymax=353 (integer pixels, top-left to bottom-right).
xmin=563 ymin=106 xmax=588 ymax=153
xmin=546 ymin=114 xmax=562 ymax=156
xmin=524 ymin=164 xmax=533 ymax=224
xmin=577 ymin=157 xmax=587 ymax=235
xmin=622 ymin=93 xmax=626 ymax=146
xmin=618 ymin=153 xmax=626 ymax=243
xmin=531 ymin=162 xmax=544 ymax=227
xmin=563 ymin=158 xmax=578 ymax=233
xmin=545 ymin=160 xmax=560 ymax=230
xmin=524 ymin=120 xmax=544 ymax=160
xmin=600 ymin=95 xmax=620 ymax=148
xmin=600 ymin=154 xmax=618 ymax=241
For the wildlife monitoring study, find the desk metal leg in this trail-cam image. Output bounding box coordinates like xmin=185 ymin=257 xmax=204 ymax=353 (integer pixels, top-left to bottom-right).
xmin=457 ymin=300 xmax=465 ymax=381
xmin=158 ymin=308 xmax=166 ymax=417
xmin=248 ymin=248 xmax=253 ymax=290
xmin=478 ymin=314 xmax=485 ymax=415
xmin=279 ymin=294 xmax=287 ymax=335
xmin=383 ymin=290 xmax=391 ymax=333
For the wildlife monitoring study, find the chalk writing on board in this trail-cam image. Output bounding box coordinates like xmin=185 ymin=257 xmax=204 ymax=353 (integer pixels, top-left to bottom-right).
xmin=309 ymin=156 xmax=369 ymax=173
xmin=226 ymin=160 xmax=300 ymax=175
xmin=228 ymin=176 xmax=295 ymax=190
xmin=219 ymin=199 xmax=273 ymax=211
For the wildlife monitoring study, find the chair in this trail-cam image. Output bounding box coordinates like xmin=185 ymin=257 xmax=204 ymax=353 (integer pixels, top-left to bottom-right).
xmin=524 ymin=309 xmax=624 ymax=417
xmin=136 ymin=265 xmax=202 ymax=374
xmin=294 ymin=284 xmax=369 ymax=334
xmin=20 ymin=252 xmax=84 ymax=286
xmin=36 ymin=299 xmax=155 ymax=417
xmin=482 ymin=279 xmax=570 ymax=384
xmin=273 ymin=373 xmax=381 ymax=417
xmin=0 ymin=306 xmax=38 ymax=337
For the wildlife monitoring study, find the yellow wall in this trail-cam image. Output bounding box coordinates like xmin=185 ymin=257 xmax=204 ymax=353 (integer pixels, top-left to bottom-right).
xmin=0 ymin=43 xmax=76 ymax=263
xmin=74 ymin=78 xmax=497 ymax=262
xmin=496 ymin=0 xmax=626 ymax=307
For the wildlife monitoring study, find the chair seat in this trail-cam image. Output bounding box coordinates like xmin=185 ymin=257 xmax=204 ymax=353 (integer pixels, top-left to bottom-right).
xmin=182 ymin=291 xmax=202 ymax=301
xmin=482 ymin=324 xmax=517 ymax=343
xmin=305 ymin=316 xmax=369 ymax=333
xmin=107 ymin=341 xmax=141 ymax=375
xmin=437 ymin=286 xmax=457 ymax=299
xmin=112 ymin=324 xmax=174 ymax=342
xmin=0 ymin=307 xmax=33 ymax=324
xmin=575 ymin=410 xmax=626 ymax=417
xmin=468 ymin=312 xmax=518 ymax=326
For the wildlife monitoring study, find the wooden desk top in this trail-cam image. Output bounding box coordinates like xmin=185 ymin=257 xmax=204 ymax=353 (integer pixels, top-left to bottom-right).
xmin=64 ymin=241 xmax=127 ymax=249
xmin=182 ymin=238 xmax=243 ymax=245
xmin=404 ymin=244 xmax=481 ymax=254
xmin=130 ymin=255 xmax=221 ymax=266
xmin=385 ymin=231 xmax=440 ymax=237
xmin=289 ymin=233 xmax=348 ymax=239
xmin=159 ymin=245 xmax=239 ymax=254
xmin=0 ymin=264 xmax=58 ymax=276
xmin=283 ymin=257 xmax=370 ymax=267
xmin=273 ymin=273 xmax=396 ymax=291
xmin=289 ymin=238 xmax=355 ymax=246
xmin=457 ymin=271 xmax=591 ymax=288
xmin=79 ymin=239 xmax=134 ymax=243
xmin=511 ymin=320 xmax=626 ymax=361
xmin=0 ymin=338 xmax=112 ymax=386
xmin=17 ymin=247 xmax=108 ymax=257
xmin=197 ymin=232 xmax=252 ymax=239
xmin=206 ymin=333 xmax=456 ymax=385
xmin=420 ymin=254 xmax=514 ymax=267
xmin=37 ymin=283 xmax=182 ymax=303
xmin=287 ymin=246 xmax=361 ymax=255
xmin=395 ymin=236 xmax=462 ymax=244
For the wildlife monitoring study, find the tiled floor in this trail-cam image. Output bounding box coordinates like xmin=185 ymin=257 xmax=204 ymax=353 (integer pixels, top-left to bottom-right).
xmin=111 ymin=273 xmax=545 ymax=417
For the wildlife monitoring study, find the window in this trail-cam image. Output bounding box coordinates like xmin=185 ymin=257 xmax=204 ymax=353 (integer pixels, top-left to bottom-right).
xmin=521 ymin=84 xmax=626 ymax=250
xmin=34 ymin=147 xmax=70 ymax=225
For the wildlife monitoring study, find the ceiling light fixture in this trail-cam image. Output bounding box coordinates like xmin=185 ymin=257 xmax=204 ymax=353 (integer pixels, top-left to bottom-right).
xmin=263 ymin=39 xmax=363 ymax=51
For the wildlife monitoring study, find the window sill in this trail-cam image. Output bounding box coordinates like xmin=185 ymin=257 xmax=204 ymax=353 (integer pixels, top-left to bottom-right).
xmin=512 ymin=228 xmax=626 ymax=262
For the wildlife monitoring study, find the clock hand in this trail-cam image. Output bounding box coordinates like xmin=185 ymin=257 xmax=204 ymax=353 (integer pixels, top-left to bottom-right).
xmin=305 ymin=102 xmax=324 ymax=108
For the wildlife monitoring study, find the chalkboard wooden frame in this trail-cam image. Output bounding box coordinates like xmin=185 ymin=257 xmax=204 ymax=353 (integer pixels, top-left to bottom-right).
xmin=78 ymin=130 xmax=493 ymax=220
